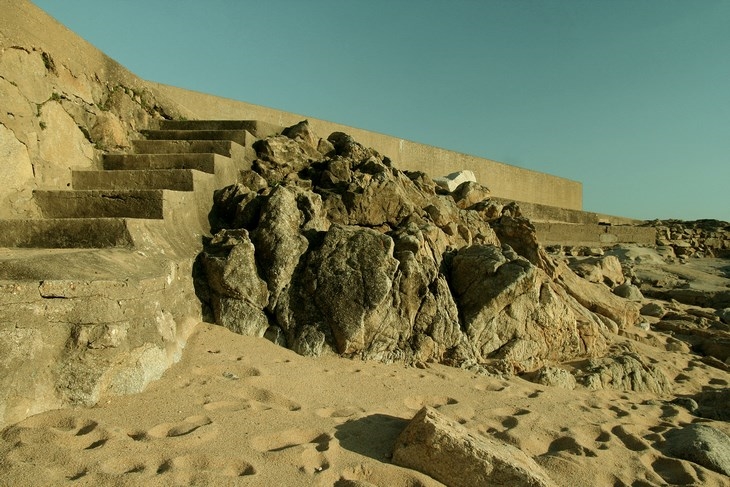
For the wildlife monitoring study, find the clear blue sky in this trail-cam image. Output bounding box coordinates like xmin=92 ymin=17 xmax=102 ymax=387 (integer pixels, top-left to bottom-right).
xmin=33 ymin=1 xmax=729 ymax=221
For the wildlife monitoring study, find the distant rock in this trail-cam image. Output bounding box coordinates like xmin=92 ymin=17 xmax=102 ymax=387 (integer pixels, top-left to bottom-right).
xmin=392 ymin=406 xmax=556 ymax=487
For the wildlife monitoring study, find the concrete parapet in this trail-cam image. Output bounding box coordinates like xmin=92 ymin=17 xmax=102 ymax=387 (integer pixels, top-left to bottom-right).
xmin=534 ymin=222 xmax=656 ymax=248
xmin=491 ymin=198 xmax=643 ymax=226
xmin=148 ymin=83 xmax=583 ymax=210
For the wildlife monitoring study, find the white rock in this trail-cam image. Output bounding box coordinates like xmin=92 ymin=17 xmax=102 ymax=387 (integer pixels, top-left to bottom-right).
xmin=433 ymin=170 xmax=476 ymax=192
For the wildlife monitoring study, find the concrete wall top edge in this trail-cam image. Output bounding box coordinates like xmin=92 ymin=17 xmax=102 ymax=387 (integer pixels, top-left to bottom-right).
xmin=147 ymin=81 xmax=582 ymax=186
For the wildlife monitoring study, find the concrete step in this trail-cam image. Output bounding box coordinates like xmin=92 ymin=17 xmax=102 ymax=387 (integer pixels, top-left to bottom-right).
xmin=72 ymin=168 xmax=203 ymax=191
xmin=158 ymin=119 xmax=282 ymax=138
xmin=103 ymin=153 xmax=229 ymax=173
xmin=140 ymin=129 xmax=257 ymax=147
xmin=35 ymin=189 xmax=166 ymax=219
xmin=131 ymin=139 xmax=248 ymax=159
xmin=0 ymin=218 xmax=134 ymax=248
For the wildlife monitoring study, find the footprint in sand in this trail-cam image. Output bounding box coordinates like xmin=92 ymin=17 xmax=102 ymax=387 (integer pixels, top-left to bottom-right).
xmin=235 ymin=385 xmax=302 ymax=412
xmin=156 ymin=454 xmax=256 ymax=477
xmin=546 ymin=435 xmax=598 ymax=457
xmin=315 ymin=406 xmax=365 ymax=419
xmin=651 ymin=456 xmax=698 ymax=485
xmin=403 ymin=395 xmax=458 ymax=411
xmin=147 ymin=415 xmax=214 ymax=439
xmin=202 ymin=399 xmax=252 ymax=412
xmin=251 ymin=429 xmax=334 ymax=475
xmin=610 ymin=424 xmax=650 ymax=452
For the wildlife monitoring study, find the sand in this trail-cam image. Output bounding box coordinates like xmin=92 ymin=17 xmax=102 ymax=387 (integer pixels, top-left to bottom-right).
xmin=1 ymin=322 xmax=729 ymax=486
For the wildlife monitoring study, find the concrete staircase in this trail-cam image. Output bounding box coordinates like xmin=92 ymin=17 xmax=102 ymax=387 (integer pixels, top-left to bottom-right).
xmin=0 ymin=119 xmax=282 ymax=427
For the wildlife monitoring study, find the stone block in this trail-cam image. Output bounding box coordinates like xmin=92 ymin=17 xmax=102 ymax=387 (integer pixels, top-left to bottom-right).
xmin=433 ymin=170 xmax=476 ymax=193
xmin=393 ymin=406 xmax=555 ymax=487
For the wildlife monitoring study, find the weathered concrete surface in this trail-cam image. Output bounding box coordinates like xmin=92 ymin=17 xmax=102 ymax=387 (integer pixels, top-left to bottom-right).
xmin=534 ymin=222 xmax=656 ymax=247
xmin=0 ymin=249 xmax=201 ymax=427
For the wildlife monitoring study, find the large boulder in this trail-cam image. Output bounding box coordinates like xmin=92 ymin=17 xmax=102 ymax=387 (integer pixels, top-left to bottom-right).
xmin=393 ymin=406 xmax=556 ymax=487
xmin=663 ymin=424 xmax=730 ymax=476
xmin=449 ymin=244 xmax=595 ymax=370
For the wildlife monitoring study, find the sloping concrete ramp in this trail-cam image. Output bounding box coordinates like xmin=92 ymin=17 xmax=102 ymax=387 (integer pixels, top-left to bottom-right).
xmin=0 ymin=120 xmax=273 ymax=427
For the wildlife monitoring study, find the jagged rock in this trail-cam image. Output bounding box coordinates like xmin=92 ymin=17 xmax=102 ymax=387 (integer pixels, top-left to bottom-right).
xmin=613 ymin=283 xmax=643 ymax=302
xmin=392 ymin=406 xmax=556 ymax=487
xmin=663 ymin=424 xmax=730 ymax=476
xmin=449 ymin=244 xmax=591 ymax=370
xmin=200 ymin=229 xmax=270 ymax=337
xmin=282 ymin=119 xmax=319 ymax=149
xmin=577 ymin=352 xmax=672 ymax=394
xmin=284 ymin=224 xmax=401 ymax=356
xmin=328 ymin=132 xmax=376 ymax=162
xmin=200 ymin=130 xmax=648 ymax=373
xmin=452 ymin=181 xmax=490 ymax=209
xmin=253 ymin=135 xmax=315 ymax=184
xmin=568 ymin=255 xmax=625 ymax=287
xmin=252 ymin=185 xmax=316 ymax=311
xmin=557 ymin=262 xmax=640 ymax=330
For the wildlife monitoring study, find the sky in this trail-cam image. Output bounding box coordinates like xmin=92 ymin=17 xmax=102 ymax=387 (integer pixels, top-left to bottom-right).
xmin=32 ymin=0 xmax=730 ymax=221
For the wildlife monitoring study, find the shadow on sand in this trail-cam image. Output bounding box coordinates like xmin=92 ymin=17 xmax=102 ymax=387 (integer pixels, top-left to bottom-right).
xmin=334 ymin=413 xmax=410 ymax=461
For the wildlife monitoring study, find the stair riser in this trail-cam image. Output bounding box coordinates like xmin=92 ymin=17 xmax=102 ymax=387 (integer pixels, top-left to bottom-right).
xmin=141 ymin=129 xmax=254 ymax=147
xmin=131 ymin=139 xmax=238 ymax=157
xmin=158 ymin=119 xmax=281 ymax=138
xmin=0 ymin=219 xmax=133 ymax=248
xmin=103 ymin=153 xmax=218 ymax=173
xmin=35 ymin=191 xmax=165 ymax=219
xmin=73 ymin=170 xmax=196 ymax=191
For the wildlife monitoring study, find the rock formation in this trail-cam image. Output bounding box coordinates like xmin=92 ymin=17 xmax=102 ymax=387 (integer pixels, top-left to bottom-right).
xmin=199 ymin=121 xmax=642 ymax=374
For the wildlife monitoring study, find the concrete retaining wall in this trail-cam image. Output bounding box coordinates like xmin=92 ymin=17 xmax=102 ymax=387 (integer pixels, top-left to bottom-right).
xmin=490 ymin=198 xmax=642 ymax=226
xmin=150 ymin=83 xmax=583 ymax=210
xmin=534 ymin=222 xmax=656 ymax=248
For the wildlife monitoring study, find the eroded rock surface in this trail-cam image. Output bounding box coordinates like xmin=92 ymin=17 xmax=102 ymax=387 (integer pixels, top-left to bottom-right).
xmin=200 ymin=121 xmax=640 ymax=373
xmin=393 ymin=406 xmax=556 ymax=487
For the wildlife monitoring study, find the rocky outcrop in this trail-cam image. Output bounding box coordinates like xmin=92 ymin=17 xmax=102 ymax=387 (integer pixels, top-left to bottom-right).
xmin=199 ymin=121 xmax=640 ymax=373
xmin=648 ymin=219 xmax=730 ymax=258
xmin=576 ymin=350 xmax=672 ymax=394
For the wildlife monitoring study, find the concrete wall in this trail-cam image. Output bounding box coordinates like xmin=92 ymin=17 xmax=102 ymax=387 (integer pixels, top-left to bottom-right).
xmin=490 ymin=198 xmax=642 ymax=226
xmin=534 ymin=222 xmax=656 ymax=248
xmin=150 ymin=83 xmax=583 ymax=210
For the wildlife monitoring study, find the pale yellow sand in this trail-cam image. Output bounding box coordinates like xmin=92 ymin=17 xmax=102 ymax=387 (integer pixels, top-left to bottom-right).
xmin=1 ymin=323 xmax=729 ymax=486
